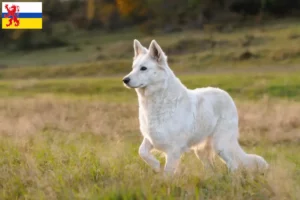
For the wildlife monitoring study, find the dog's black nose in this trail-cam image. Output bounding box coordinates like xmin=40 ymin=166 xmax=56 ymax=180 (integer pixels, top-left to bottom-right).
xmin=123 ymin=77 xmax=130 ymax=84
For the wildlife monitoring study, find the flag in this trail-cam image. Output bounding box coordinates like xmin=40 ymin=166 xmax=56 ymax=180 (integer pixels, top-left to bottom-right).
xmin=2 ymin=2 xmax=42 ymax=29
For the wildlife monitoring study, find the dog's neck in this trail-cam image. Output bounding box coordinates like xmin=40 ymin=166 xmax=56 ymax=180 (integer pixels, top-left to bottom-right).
xmin=135 ymin=69 xmax=186 ymax=108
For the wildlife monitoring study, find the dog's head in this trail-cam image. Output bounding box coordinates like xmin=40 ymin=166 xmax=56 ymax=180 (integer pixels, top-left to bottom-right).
xmin=123 ymin=39 xmax=168 ymax=89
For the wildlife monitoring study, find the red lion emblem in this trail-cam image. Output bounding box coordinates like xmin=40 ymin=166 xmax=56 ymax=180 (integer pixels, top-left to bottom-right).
xmin=4 ymin=4 xmax=20 ymax=27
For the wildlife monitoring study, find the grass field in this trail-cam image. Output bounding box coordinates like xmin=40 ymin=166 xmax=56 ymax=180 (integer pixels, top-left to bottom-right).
xmin=1 ymin=19 xmax=300 ymax=78
xmin=0 ymin=19 xmax=300 ymax=199
xmin=0 ymin=72 xmax=300 ymax=102
xmin=0 ymin=75 xmax=299 ymax=199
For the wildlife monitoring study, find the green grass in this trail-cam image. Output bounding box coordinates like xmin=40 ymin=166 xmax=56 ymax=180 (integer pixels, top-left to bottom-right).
xmin=0 ymin=60 xmax=131 ymax=79
xmin=0 ymin=131 xmax=299 ymax=200
xmin=0 ymin=73 xmax=300 ymax=102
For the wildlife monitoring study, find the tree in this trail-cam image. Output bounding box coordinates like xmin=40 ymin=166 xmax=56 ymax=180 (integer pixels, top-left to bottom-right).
xmin=116 ymin=0 xmax=148 ymax=22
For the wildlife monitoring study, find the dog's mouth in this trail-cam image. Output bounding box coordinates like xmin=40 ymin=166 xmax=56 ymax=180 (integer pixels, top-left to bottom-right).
xmin=124 ymin=83 xmax=144 ymax=89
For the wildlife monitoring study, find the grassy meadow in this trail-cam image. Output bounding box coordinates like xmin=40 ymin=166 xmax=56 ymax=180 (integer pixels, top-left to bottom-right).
xmin=0 ymin=20 xmax=300 ymax=199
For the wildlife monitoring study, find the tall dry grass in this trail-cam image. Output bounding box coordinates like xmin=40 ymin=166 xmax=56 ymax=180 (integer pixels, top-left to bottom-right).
xmin=0 ymin=97 xmax=137 ymax=140
xmin=0 ymin=96 xmax=299 ymax=143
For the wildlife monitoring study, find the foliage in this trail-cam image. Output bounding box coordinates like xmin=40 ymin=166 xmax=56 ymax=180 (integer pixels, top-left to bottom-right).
xmin=116 ymin=0 xmax=148 ymax=19
xmin=0 ymin=0 xmax=300 ymax=51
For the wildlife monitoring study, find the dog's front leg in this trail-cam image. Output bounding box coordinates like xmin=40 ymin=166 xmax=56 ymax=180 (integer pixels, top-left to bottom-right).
xmin=139 ymin=138 xmax=161 ymax=173
xmin=164 ymin=150 xmax=182 ymax=176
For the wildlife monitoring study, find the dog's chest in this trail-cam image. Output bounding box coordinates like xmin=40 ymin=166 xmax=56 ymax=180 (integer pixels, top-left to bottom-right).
xmin=138 ymin=99 xmax=177 ymax=147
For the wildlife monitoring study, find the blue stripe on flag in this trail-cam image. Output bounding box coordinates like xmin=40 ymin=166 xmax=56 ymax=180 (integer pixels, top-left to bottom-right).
xmin=2 ymin=13 xmax=42 ymax=18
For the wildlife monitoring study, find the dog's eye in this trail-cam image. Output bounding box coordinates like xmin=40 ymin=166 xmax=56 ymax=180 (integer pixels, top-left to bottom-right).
xmin=140 ymin=66 xmax=147 ymax=71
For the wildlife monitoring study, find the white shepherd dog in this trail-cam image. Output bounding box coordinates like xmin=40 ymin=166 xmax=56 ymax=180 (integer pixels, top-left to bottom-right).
xmin=123 ymin=39 xmax=268 ymax=175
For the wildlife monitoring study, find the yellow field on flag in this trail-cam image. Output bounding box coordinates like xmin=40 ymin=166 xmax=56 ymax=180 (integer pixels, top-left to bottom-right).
xmin=2 ymin=18 xmax=42 ymax=29
xmin=2 ymin=2 xmax=43 ymax=29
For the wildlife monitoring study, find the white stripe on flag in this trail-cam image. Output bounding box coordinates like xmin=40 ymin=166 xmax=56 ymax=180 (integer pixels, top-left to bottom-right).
xmin=2 ymin=2 xmax=42 ymax=13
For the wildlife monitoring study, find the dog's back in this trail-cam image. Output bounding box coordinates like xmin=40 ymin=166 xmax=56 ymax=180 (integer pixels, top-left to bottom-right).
xmin=192 ymin=87 xmax=239 ymax=120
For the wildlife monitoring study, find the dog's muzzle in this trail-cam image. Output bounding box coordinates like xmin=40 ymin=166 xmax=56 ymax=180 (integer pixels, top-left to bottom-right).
xmin=123 ymin=77 xmax=130 ymax=84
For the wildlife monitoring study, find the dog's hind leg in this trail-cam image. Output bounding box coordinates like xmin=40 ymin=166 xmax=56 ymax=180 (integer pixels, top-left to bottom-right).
xmin=212 ymin=120 xmax=240 ymax=172
xmin=139 ymin=138 xmax=161 ymax=173
xmin=194 ymin=137 xmax=215 ymax=170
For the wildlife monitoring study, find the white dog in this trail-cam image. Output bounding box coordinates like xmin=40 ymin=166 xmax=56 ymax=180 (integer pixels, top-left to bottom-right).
xmin=123 ymin=39 xmax=268 ymax=175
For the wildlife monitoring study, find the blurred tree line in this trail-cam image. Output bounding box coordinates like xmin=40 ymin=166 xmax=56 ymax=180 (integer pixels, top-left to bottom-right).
xmin=0 ymin=0 xmax=300 ymax=51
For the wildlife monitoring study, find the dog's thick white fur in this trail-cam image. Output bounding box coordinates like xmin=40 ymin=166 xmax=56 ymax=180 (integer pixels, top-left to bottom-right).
xmin=123 ymin=39 xmax=268 ymax=175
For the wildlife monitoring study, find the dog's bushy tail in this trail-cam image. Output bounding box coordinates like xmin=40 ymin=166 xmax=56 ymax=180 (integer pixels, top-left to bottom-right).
xmin=231 ymin=140 xmax=269 ymax=171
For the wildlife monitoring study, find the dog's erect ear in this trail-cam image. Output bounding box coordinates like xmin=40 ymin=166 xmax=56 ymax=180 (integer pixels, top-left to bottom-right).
xmin=148 ymin=40 xmax=166 ymax=63
xmin=133 ymin=39 xmax=147 ymax=58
